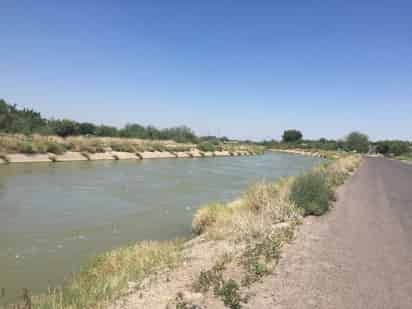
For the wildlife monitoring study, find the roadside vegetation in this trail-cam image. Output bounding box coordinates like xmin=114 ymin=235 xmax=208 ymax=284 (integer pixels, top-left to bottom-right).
xmin=263 ymin=129 xmax=412 ymax=161
xmin=183 ymin=154 xmax=362 ymax=308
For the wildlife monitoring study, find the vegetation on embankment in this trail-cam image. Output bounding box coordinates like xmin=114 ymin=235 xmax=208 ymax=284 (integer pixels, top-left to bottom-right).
xmin=179 ymin=154 xmax=361 ymax=308
xmin=0 ymin=134 xmax=264 ymax=164
xmin=269 ymin=148 xmax=342 ymax=160
xmin=10 ymin=240 xmax=184 ymax=309
xmin=0 ymin=134 xmax=195 ymax=155
xmin=262 ymin=129 xmax=412 ymax=159
xmin=0 ymin=99 xmax=265 ymax=156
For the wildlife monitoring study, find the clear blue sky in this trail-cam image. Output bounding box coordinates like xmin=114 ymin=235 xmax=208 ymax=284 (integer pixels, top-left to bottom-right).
xmin=1 ymin=1 xmax=411 ymax=141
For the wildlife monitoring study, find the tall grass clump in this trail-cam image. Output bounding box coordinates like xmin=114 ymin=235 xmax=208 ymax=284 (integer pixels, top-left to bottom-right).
xmin=44 ymin=141 xmax=66 ymax=154
xmin=110 ymin=142 xmax=136 ymax=153
xmin=192 ymin=203 xmax=232 ymax=235
xmin=290 ymin=172 xmax=331 ymax=216
xmin=31 ymin=240 xmax=184 ymax=309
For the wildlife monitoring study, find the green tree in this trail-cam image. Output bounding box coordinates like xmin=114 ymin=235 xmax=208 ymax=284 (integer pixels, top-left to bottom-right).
xmin=282 ymin=130 xmax=303 ymax=143
xmin=0 ymin=99 xmax=47 ymax=134
xmin=78 ymin=122 xmax=96 ymax=135
xmin=375 ymin=140 xmax=410 ymax=156
xmin=345 ymin=131 xmax=369 ymax=153
xmin=96 ymin=125 xmax=118 ymax=137
xmin=50 ymin=119 xmax=79 ymax=137
xmin=119 ymin=123 xmax=147 ymax=138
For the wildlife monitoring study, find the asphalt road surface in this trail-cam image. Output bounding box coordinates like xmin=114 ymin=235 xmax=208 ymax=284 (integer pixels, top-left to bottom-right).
xmin=247 ymin=157 xmax=412 ymax=309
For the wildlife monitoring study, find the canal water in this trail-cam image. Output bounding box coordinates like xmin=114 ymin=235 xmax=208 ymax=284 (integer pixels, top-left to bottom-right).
xmin=0 ymin=152 xmax=323 ymax=303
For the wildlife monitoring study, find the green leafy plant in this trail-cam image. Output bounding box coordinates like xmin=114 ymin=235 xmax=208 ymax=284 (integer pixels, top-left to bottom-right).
xmin=216 ymin=279 xmax=243 ymax=309
xmin=290 ymin=172 xmax=331 ymax=216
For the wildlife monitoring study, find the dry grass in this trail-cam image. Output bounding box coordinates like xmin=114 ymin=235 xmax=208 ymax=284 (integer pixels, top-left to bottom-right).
xmin=192 ymin=177 xmax=302 ymax=243
xmin=223 ymin=143 xmax=265 ymax=155
xmin=192 ymin=203 xmax=234 ymax=236
xmin=0 ymin=134 xmax=196 ymax=155
xmin=0 ymin=134 xmax=66 ymax=154
xmin=29 ymin=240 xmax=185 ymax=309
xmin=315 ymin=154 xmax=362 ymax=189
xmin=188 ymin=154 xmax=362 ymax=307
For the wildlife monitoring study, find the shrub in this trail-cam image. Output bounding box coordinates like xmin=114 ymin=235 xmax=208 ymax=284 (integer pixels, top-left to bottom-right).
xmin=192 ymin=203 xmax=231 ymax=235
xmin=193 ymin=261 xmax=225 ymax=293
xmin=290 ymin=172 xmax=331 ymax=216
xmin=45 ymin=141 xmax=65 ymax=154
xmin=77 ymin=141 xmax=105 ymax=154
xmin=193 ymin=259 xmax=244 ymax=309
xmin=217 ymin=279 xmax=243 ymax=309
xmin=18 ymin=141 xmax=37 ymax=154
xmin=167 ymin=146 xmax=191 ymax=152
xmin=198 ymin=142 xmax=216 ymax=152
xmin=110 ymin=142 xmax=136 ymax=153
xmin=152 ymin=143 xmax=166 ymax=152
xmin=243 ymin=182 xmax=278 ymax=213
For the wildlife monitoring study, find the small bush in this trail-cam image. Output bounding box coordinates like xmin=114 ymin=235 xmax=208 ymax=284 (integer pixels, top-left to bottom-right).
xmin=290 ymin=172 xmax=331 ymax=216
xmin=18 ymin=141 xmax=37 ymax=154
xmin=80 ymin=145 xmax=97 ymax=154
xmin=167 ymin=146 xmax=191 ymax=152
xmin=45 ymin=142 xmax=65 ymax=154
xmin=217 ymin=279 xmax=243 ymax=309
xmin=198 ymin=142 xmax=216 ymax=152
xmin=243 ymin=182 xmax=278 ymax=213
xmin=151 ymin=143 xmax=166 ymax=152
xmin=192 ymin=203 xmax=230 ymax=235
xmin=110 ymin=142 xmax=136 ymax=153
xmin=134 ymin=145 xmax=145 ymax=153
xmin=193 ymin=259 xmax=244 ymax=309
xmin=193 ymin=261 xmax=225 ymax=293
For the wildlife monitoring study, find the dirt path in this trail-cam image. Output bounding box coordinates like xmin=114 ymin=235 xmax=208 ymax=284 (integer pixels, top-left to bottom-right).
xmin=246 ymin=157 xmax=412 ymax=309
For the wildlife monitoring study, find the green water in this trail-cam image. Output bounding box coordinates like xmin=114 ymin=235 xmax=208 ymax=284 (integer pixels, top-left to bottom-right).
xmin=0 ymin=152 xmax=323 ymax=303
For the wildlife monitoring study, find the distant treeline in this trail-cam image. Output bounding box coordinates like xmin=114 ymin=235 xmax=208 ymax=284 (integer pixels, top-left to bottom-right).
xmin=1 ymin=99 xmax=410 ymax=156
xmin=0 ymin=99 xmax=219 ymax=143
xmin=261 ymin=130 xmax=412 ymax=156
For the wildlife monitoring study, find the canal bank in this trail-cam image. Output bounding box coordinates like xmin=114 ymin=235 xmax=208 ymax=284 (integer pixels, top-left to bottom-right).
xmin=0 ymin=152 xmax=323 ymax=305
xmin=0 ymin=150 xmax=256 ymax=164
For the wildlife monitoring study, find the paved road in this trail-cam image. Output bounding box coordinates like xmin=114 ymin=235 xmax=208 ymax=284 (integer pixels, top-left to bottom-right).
xmin=247 ymin=157 xmax=412 ymax=309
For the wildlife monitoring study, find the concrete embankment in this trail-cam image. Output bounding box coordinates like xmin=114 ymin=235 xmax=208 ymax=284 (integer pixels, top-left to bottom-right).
xmin=0 ymin=150 xmax=258 ymax=164
xmin=270 ymin=148 xmax=335 ymax=158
